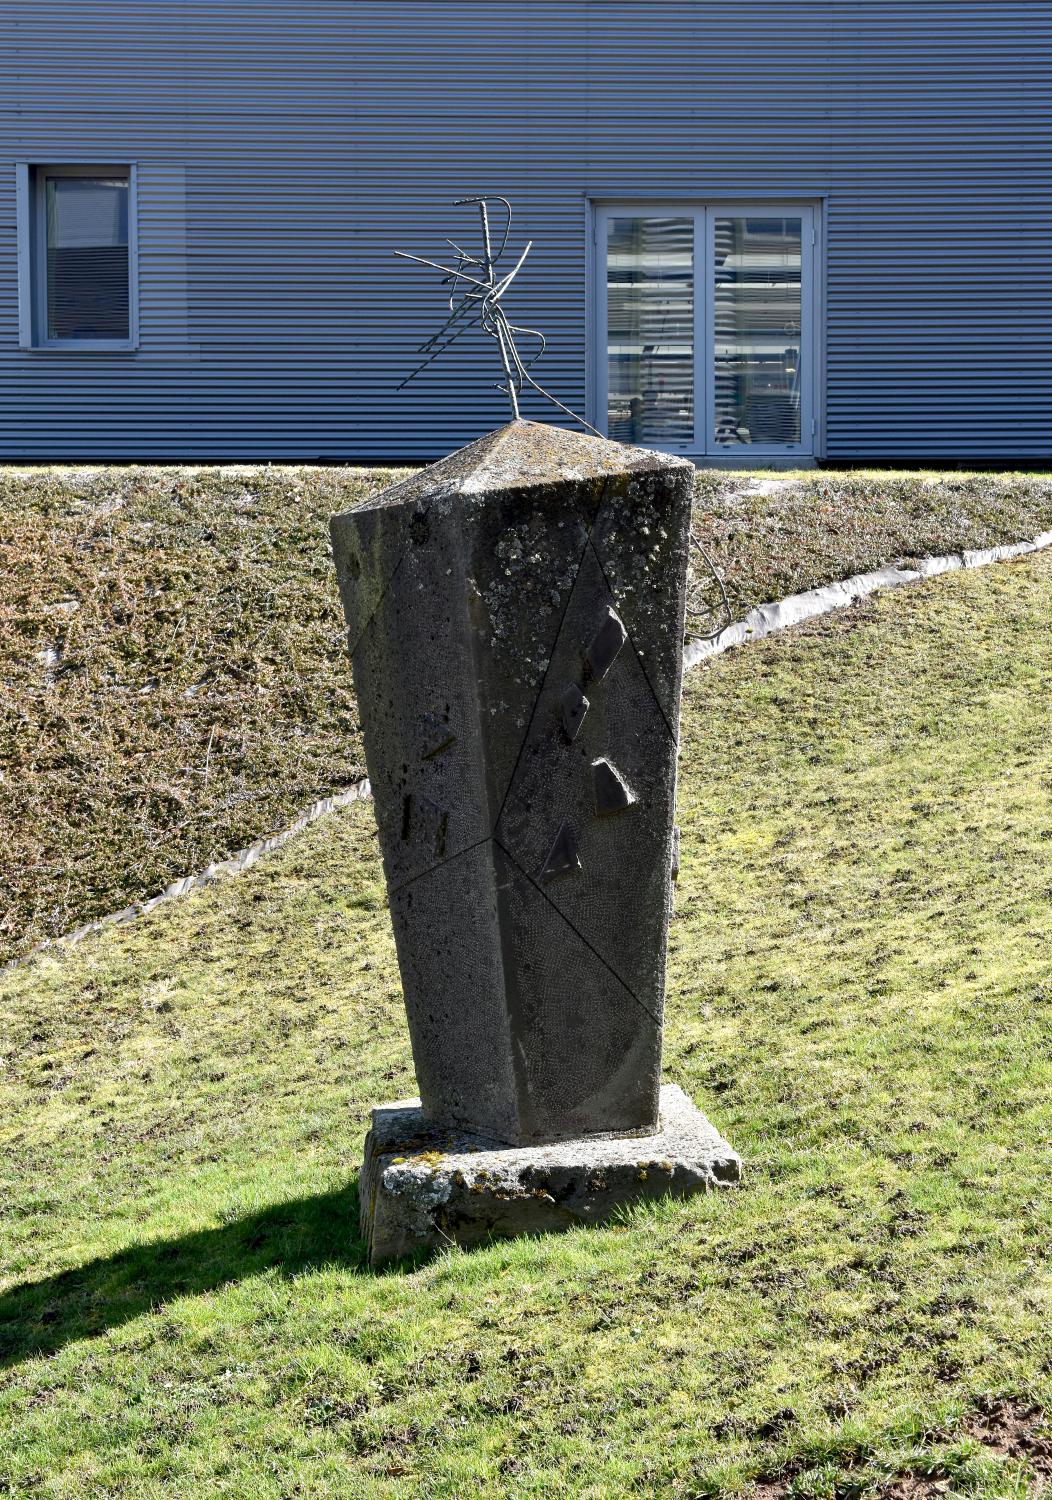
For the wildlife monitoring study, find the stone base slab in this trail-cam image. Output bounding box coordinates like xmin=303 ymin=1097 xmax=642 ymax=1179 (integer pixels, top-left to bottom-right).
xmin=359 ymin=1084 xmax=741 ymax=1266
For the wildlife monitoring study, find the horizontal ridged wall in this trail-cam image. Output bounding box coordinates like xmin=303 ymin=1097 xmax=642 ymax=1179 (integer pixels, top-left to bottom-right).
xmin=1 ymin=1 xmax=1049 ymax=462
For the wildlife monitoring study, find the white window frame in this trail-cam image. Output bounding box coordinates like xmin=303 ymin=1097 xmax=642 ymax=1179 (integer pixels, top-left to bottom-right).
xmin=16 ymin=161 xmax=139 ymax=352
xmin=590 ymin=200 xmax=822 ymax=459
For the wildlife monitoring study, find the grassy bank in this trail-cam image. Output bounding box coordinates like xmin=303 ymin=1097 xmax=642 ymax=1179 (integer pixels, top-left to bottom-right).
xmin=2 ymin=551 xmax=1051 ymax=1496
xmin=3 ymin=463 xmax=1052 ymax=961
xmin=1 ymin=467 xmax=387 ymax=962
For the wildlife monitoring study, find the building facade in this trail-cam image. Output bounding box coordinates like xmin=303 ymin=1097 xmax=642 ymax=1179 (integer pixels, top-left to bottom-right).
xmin=1 ymin=1 xmax=1050 ymax=464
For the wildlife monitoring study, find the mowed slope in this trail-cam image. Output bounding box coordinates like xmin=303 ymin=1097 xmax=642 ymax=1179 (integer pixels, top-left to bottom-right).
xmin=2 ymin=553 xmax=1052 ymax=1497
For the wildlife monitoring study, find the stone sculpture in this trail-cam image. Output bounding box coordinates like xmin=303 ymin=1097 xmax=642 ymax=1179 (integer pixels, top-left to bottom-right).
xmin=332 ymin=418 xmax=740 ymax=1263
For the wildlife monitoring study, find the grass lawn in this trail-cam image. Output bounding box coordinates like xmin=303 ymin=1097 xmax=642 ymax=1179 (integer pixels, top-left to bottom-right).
xmin=4 ymin=462 xmax=1052 ymax=962
xmin=3 ymin=553 xmax=1052 ymax=1496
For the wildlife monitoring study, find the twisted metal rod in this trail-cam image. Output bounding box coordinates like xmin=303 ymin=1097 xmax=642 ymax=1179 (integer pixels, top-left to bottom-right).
xmin=396 ymin=198 xmax=732 ymax=637
xmin=685 ymin=530 xmax=734 ymax=644
xmin=395 ymin=196 xmax=599 ymax=435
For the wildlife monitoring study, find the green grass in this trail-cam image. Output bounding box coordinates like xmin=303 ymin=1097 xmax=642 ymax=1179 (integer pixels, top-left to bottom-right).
xmin=4 ymin=462 xmax=1052 ymax=962
xmin=2 ymin=551 xmax=1052 ymax=1497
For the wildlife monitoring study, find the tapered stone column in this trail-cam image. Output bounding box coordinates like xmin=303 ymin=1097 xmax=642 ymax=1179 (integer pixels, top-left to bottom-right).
xmin=331 ymin=421 xmax=740 ymax=1260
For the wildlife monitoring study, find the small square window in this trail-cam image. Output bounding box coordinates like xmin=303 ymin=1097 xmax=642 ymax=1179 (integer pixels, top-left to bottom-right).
xmin=19 ymin=164 xmax=137 ymax=349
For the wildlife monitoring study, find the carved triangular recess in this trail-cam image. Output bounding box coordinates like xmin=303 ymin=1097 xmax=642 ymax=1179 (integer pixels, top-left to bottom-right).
xmin=593 ymin=758 xmax=637 ymax=815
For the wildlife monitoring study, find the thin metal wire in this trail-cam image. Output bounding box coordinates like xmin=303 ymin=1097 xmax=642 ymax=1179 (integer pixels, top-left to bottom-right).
xmin=685 ymin=529 xmax=734 ymax=644
xmin=395 ymin=196 xmax=599 ymax=435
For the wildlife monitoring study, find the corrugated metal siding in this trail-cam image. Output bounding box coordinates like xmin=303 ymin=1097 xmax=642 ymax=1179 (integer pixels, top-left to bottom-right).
xmin=1 ymin=1 xmax=1049 ymax=462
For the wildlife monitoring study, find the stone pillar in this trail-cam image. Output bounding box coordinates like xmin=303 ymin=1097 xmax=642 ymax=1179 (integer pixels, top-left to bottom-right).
xmin=331 ymin=421 xmax=740 ymax=1258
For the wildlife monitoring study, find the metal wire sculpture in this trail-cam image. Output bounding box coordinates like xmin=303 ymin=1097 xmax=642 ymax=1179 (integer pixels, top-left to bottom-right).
xmin=395 ymin=196 xmax=599 ymax=434
xmin=685 ymin=522 xmax=734 ymax=644
xmin=397 ymin=196 xmax=734 ymax=645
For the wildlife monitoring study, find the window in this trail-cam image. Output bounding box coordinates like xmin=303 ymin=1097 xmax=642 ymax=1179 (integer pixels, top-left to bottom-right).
xmin=607 ymin=216 xmax=694 ymax=446
xmin=595 ymin=204 xmax=817 ymax=456
xmin=18 ymin=164 xmax=137 ymax=349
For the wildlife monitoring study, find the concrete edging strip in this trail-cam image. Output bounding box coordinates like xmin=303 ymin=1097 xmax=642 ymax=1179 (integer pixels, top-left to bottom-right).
xmin=4 ymin=778 xmax=372 ymax=971
xmin=683 ymin=530 xmax=1052 ymax=670
xmin=10 ymin=526 xmax=1052 ymax=970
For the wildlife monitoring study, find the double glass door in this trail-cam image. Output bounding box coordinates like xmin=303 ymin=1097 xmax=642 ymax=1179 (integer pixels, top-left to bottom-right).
xmin=596 ymin=205 xmax=816 ymax=456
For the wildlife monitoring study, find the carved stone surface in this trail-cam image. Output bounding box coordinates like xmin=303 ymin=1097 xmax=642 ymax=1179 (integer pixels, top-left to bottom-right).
xmin=359 ymin=1084 xmax=743 ymax=1267
xmin=560 ymin=683 xmax=590 ymax=743
xmin=331 ymin=420 xmax=694 ymax=1146
xmin=593 ymin=757 xmax=636 ymax=815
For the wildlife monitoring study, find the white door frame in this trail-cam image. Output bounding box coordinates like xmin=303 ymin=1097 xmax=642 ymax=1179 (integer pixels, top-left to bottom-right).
xmin=590 ymin=199 xmax=823 ymax=460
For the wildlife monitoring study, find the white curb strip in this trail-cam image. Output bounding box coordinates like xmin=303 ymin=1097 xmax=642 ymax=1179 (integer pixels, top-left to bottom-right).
xmin=9 ymin=527 xmax=1052 ymax=970
xmin=684 ymin=530 xmax=1052 ymax=669
xmin=4 ymin=778 xmax=372 ymax=971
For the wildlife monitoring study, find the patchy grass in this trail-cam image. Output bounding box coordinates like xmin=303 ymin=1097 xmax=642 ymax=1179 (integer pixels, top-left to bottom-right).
xmin=4 ymin=463 xmax=1052 ymax=963
xmin=691 ymin=469 xmax=1052 ymax=625
xmin=3 ymin=552 xmax=1052 ymax=1497
xmin=0 ymin=466 xmax=396 ymax=961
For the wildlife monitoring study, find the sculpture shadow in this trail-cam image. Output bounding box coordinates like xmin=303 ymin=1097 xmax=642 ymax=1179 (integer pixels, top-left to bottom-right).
xmin=0 ymin=1181 xmax=380 ymax=1370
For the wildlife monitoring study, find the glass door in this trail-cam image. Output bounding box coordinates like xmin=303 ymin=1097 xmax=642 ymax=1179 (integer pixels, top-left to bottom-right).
xmin=709 ymin=210 xmax=811 ymax=453
xmin=595 ymin=204 xmax=816 ymax=457
xmin=604 ymin=214 xmax=695 ymax=448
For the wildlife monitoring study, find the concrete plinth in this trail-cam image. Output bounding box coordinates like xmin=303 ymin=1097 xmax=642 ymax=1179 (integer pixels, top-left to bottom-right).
xmin=359 ymin=1084 xmax=741 ymax=1266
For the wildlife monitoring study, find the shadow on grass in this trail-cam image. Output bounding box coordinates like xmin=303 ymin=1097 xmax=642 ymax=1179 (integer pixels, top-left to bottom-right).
xmin=0 ymin=1182 xmax=377 ymax=1369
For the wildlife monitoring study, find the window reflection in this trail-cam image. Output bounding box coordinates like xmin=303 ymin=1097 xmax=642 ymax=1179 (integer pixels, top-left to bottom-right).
xmin=606 ymin=216 xmax=693 ymax=445
xmin=714 ymin=216 xmax=801 ymax=446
